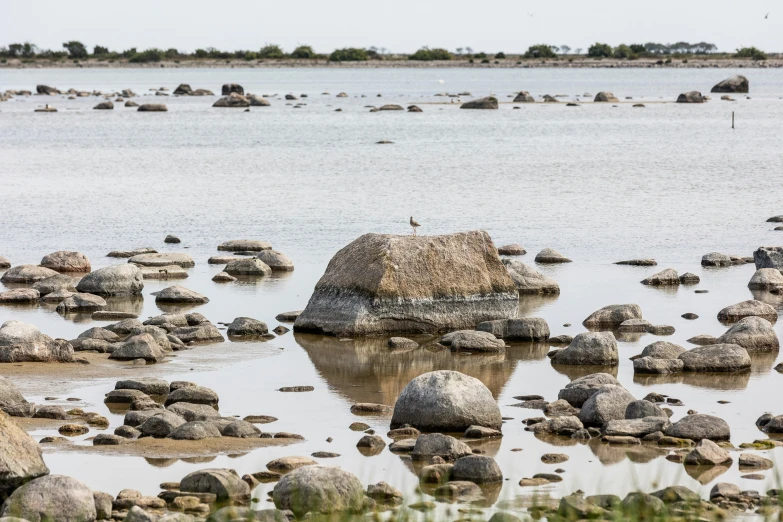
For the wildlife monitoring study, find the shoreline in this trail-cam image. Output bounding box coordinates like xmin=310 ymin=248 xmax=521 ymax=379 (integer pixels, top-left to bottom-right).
xmin=2 ymin=57 xmax=782 ymax=69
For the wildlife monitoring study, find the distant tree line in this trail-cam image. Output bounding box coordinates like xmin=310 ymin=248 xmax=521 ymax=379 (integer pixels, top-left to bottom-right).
xmin=0 ymin=40 xmax=771 ymax=63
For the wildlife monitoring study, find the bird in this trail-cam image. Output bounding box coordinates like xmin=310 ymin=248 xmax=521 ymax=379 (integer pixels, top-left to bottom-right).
xmin=410 ymin=216 xmax=421 ymax=236
xmin=765 ymin=12 xmax=769 ymax=18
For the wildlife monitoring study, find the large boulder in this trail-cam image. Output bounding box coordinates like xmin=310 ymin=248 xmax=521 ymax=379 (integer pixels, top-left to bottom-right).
xmin=711 ymin=75 xmax=749 ymax=93
xmin=108 ymin=334 xmax=167 ymax=362
xmin=221 ymin=84 xmax=244 ymax=96
xmin=460 ymin=97 xmax=498 ymax=109
xmin=578 ymin=384 xmax=635 ymax=427
xmin=594 ymin=92 xmax=619 ymax=102
xmin=753 ymin=246 xmax=783 ymax=270
xmin=582 ymin=304 xmax=642 ymax=329
xmin=637 ymin=341 xmax=686 ymax=359
xmin=557 ymin=373 xmax=619 ymax=407
xmin=180 ymin=469 xmax=250 ymax=501
xmin=442 ymin=330 xmax=505 ymax=352
xmin=665 ymin=414 xmax=730 ymax=441
xmin=551 ymin=332 xmax=618 ymax=366
xmin=0 ymin=409 xmax=50 ymax=498
xmin=40 ymin=251 xmax=91 ymax=272
xmin=0 ymin=265 xmax=58 ymax=284
xmin=633 ymin=357 xmax=684 ymax=374
xmin=701 ymin=252 xmax=734 ymax=267
xmin=677 ymin=91 xmax=705 ymax=103
xmin=717 ymin=317 xmax=779 ymax=352
xmin=212 ymin=93 xmax=250 ymax=108
xmin=273 ymin=466 xmax=364 ymax=517
xmin=294 ymin=232 xmax=518 ymax=336
xmin=476 ymin=318 xmax=550 ymax=341
xmin=0 ymin=475 xmax=95 ymax=522
xmin=410 ymin=434 xmax=473 ymax=461
xmin=501 ymin=259 xmax=559 ymax=294
xmin=128 ymin=253 xmax=194 ymax=268
xmin=31 ymin=274 xmax=77 ymax=296
xmin=717 ymin=300 xmax=777 ymax=324
xmin=678 ymin=344 xmax=751 ymax=371
xmin=0 ymin=321 xmax=73 ymax=363
xmin=748 ymin=268 xmax=783 ymax=289
xmin=534 ymin=248 xmax=571 ymax=263
xmin=390 ymin=370 xmax=501 ymax=431
xmin=76 ymin=264 xmax=143 ymax=296
xmin=451 ymin=455 xmax=502 ymax=483
xmin=256 ymin=251 xmax=294 ymax=271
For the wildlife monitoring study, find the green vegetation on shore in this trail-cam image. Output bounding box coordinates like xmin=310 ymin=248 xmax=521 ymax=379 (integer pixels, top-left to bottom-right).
xmin=0 ymin=40 xmax=774 ymax=65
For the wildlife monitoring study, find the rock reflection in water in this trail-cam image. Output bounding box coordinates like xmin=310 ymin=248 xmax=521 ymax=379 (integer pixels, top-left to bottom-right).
xmin=685 ymin=464 xmax=730 ymax=485
xmin=551 ymin=364 xmax=619 ymax=380
xmin=587 ymin=438 xmax=668 ymax=465
xmin=750 ymin=289 xmax=783 ymax=310
xmin=633 ymin=370 xmax=751 ymax=390
xmin=516 ymin=293 xmax=559 ymax=318
xmin=295 ymin=333 xmax=547 ymax=405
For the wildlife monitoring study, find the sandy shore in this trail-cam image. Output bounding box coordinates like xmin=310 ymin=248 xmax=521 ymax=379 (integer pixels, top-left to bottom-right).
xmin=2 ymin=57 xmax=782 ymax=69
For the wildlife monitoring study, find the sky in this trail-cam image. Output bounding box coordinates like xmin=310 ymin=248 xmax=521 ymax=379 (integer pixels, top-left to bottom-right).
xmin=1 ymin=0 xmax=779 ymax=54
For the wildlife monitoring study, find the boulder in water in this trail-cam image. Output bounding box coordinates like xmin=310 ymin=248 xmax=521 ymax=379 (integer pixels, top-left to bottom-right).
xmin=594 ymin=92 xmax=619 ymax=102
xmin=678 ymin=344 xmax=751 ymax=372
xmin=0 ymin=265 xmax=58 ymax=284
xmin=513 ymin=91 xmax=534 ymax=103
xmin=137 ymin=104 xmax=168 ymax=112
xmin=641 ymin=268 xmax=680 ymax=285
xmin=557 ymin=373 xmax=619 ymax=407
xmin=460 ymin=97 xmax=498 ymax=109
xmin=578 ymin=384 xmax=635 ymax=427
xmin=551 ymin=332 xmax=618 ymax=366
xmin=76 ymin=264 xmax=143 ymax=296
xmin=502 ymin=259 xmax=559 ymax=294
xmin=717 ymin=317 xmax=779 ymax=352
xmin=753 ymin=246 xmax=783 ymax=270
xmin=0 ymin=321 xmax=73 ymax=363
xmin=677 ymin=91 xmax=705 ymax=103
xmin=717 ymin=300 xmax=777 ymax=324
xmin=748 ymin=268 xmax=783 ymax=289
xmin=40 ymin=251 xmax=91 ymax=273
xmin=256 ymin=251 xmax=294 ymax=271
xmin=0 ymin=409 xmax=50 ymax=498
xmin=218 ymin=240 xmax=272 ymax=252
xmin=711 ymin=75 xmax=749 ymax=93
xmin=582 ymin=304 xmax=642 ymax=329
xmin=212 ymin=93 xmax=250 ymax=108
xmin=225 ymin=258 xmax=272 ymax=276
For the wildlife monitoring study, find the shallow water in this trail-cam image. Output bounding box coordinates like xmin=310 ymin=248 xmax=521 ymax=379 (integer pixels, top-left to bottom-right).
xmin=1 ymin=67 xmax=783 ymax=514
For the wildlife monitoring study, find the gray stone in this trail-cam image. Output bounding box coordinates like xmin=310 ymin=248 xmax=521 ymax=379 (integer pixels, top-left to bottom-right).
xmin=56 ymin=293 xmax=106 ymax=313
xmin=138 ymin=104 xmax=168 ymax=112
xmin=0 ymin=409 xmax=49 ymax=498
xmin=711 ymin=75 xmax=749 ymax=93
xmin=227 ymin=317 xmax=269 ymax=337
xmin=678 ymin=344 xmax=751 ymax=372
xmin=221 ymin=420 xmax=261 ymax=438
xmin=748 ymin=268 xmax=783 ymax=290
xmin=641 ymin=268 xmax=680 ymax=285
xmin=677 ymin=91 xmax=705 ymax=103
xmin=256 ymin=251 xmax=294 ymax=272
xmin=717 ymin=317 xmax=779 ymax=352
xmin=0 ymin=320 xmax=74 ymax=363
xmin=93 ymin=491 xmax=113 ymax=520
xmin=603 ymin=417 xmax=670 ymax=437
xmin=497 ymin=244 xmax=526 ymax=255
xmin=166 ymin=403 xmax=220 ymax=422
xmin=460 ymin=97 xmax=498 ymax=109
xmin=40 ymin=251 xmax=91 ymax=273
xmin=754 ymin=246 xmax=783 ymax=270
xmin=272 ymin=466 xmax=364 ymax=516
xmin=31 ymin=274 xmax=77 ymax=296
xmin=213 ymin=93 xmax=250 ymax=107
xmin=717 ymin=300 xmax=777 ymax=324
xmin=651 ymin=485 xmax=700 ymax=503
xmin=217 ymin=240 xmax=271 ymax=252
xmin=684 ymin=439 xmax=732 ymax=465
xmin=0 ymin=475 xmax=95 ymax=522
xmin=582 ymin=304 xmax=642 ymax=329
xmin=594 ymin=91 xmax=619 ymax=102
xmin=0 ymin=289 xmax=40 ymax=303
xmin=180 ymin=468 xmax=250 ymax=501
xmin=138 ymin=411 xmax=186 ymax=437
xmin=76 ymin=264 xmax=143 ymax=296
xmin=0 ymin=265 xmax=58 ymax=284
xmin=551 ymin=332 xmax=618 ymax=366
xmin=558 ymin=373 xmax=619 ymax=407
xmin=443 ymin=330 xmax=505 ymax=352
xmin=109 ymin=334 xmax=166 ymax=363
xmin=411 ymin=433 xmax=473 ymax=461
xmin=618 ymin=319 xmax=652 ymax=332
xmin=116 ymin=378 xmax=169 ymax=396
xmin=701 ymin=252 xmax=734 ymax=266
xmin=501 ymin=259 xmax=559 ymax=294
xmin=155 ymin=286 xmax=208 ymax=304
xmin=128 ymin=253 xmax=194 ymax=268
xmin=451 ymin=455 xmax=503 ymax=483
xmin=165 ymin=385 xmax=219 ymax=407
xmin=625 ymin=400 xmax=668 ymax=419
xmin=578 ymin=384 xmax=635 ymax=427
xmin=639 ymin=341 xmax=686 ymax=359
xmin=170 ymin=323 xmax=224 ymax=344
xmin=390 ymin=370 xmax=501 ymax=431
xmin=665 ymin=414 xmax=730 ymax=441
xmin=534 ymin=247 xmax=571 ymax=263
xmin=476 ymin=317 xmax=550 ymax=341
xmin=224 ymin=258 xmax=272 ymax=276
xmin=167 ymin=421 xmax=222 ymax=440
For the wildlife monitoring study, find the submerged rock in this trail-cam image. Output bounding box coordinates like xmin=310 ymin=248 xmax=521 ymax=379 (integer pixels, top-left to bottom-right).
xmin=294 ymin=231 xmax=518 ymax=336
xmin=128 ymin=253 xmax=194 ymax=268
xmin=444 ymin=330 xmax=505 ymax=352
xmin=391 ymin=370 xmax=501 ymax=431
xmin=138 ymin=104 xmax=168 ymax=112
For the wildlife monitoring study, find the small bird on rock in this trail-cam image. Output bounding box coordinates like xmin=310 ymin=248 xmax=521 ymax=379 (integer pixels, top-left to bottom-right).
xmin=410 ymin=216 xmax=420 ymax=236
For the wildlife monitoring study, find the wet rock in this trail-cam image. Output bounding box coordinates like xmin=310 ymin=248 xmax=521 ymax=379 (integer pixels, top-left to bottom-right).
xmin=272 ymin=466 xmax=364 ymax=516
xmin=618 ymin=319 xmax=652 ymax=332
xmin=168 ymin=421 xmax=222 ymax=440
xmin=665 ymin=414 xmax=730 ymax=441
xmin=534 ymin=248 xmax=571 ymax=263
xmin=217 ymin=240 xmax=271 ymax=252
xmin=717 ymin=317 xmax=779 ymax=352
xmin=738 ymin=453 xmax=773 ymax=470
xmin=227 ymin=317 xmax=269 ymax=337
xmin=390 ymin=370 xmax=502 ymax=431
xmin=0 ymin=257 xmax=9 ymax=269
xmin=279 ymin=386 xmax=313 ymax=392
xmin=748 ymin=268 xmax=783 ymax=289
xmin=104 ymin=389 xmax=150 ymax=404
xmin=170 ymin=322 xmax=224 ymax=344
xmin=497 ymin=244 xmax=525 ymax=255
xmin=56 ymin=293 xmax=106 ymax=313
xmin=717 ymin=300 xmax=777 ymax=324
xmin=578 ymin=384 xmax=636 ymax=427
xmin=76 ymin=264 xmax=143 ymax=296
xmin=451 ymin=455 xmax=502 ymax=483
xmin=165 ymin=385 xmax=219 ymax=407
xmin=109 ymin=333 xmax=166 ymax=362
xmin=582 ymin=304 xmax=642 ymax=329
xmin=155 ymin=286 xmax=208 ymax=304
xmin=641 ymin=268 xmax=680 ymax=285
xmin=551 ymin=332 xmax=618 ymax=366
xmin=180 ymin=468 xmax=250 ymax=501
xmin=411 ymin=433 xmax=473 ymax=461
xmin=684 ymin=439 xmax=733 ymax=466
xmin=442 ymin=330 xmax=505 ymax=352
xmin=58 ymin=424 xmax=89 ymax=436
xmin=350 ymin=403 xmax=392 ymax=415
xmin=0 ymin=409 xmax=50 ymax=498
xmin=558 ymin=373 xmax=619 ymax=407
xmin=678 ymin=344 xmax=751 ymax=372
xmin=501 ymin=259 xmax=559 ymax=294
xmin=272 ymin=325 xmax=289 ymax=335
xmin=40 ymin=251 xmax=91 ymax=272
xmin=677 ymin=91 xmax=705 ymax=103
xmin=0 ymin=377 xmax=34 ymax=417
xmin=256 ymin=251 xmax=294 ymax=271
xmin=460 ymin=97 xmax=498 ymax=109
xmin=0 ymin=475 xmax=96 ymax=522
xmin=293 ymin=231 xmax=517 ymax=336
xmin=604 ymin=417 xmax=670 ymax=437
xmin=93 ymin=491 xmax=113 ymax=520
xmin=0 ymin=320 xmax=74 ymax=363
xmin=128 ymin=253 xmax=194 ymax=268
xmin=477 ymin=317 xmax=550 ymax=341
xmin=549 ymin=334 xmax=573 ymax=344
xmin=711 ymin=75 xmax=749 ymax=93
xmin=0 ymin=288 xmax=40 ymax=303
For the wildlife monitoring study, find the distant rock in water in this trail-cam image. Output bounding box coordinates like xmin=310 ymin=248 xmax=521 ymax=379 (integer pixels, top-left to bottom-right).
xmin=615 ymin=259 xmax=657 ymax=266
xmin=138 ymin=104 xmax=168 ymax=112
xmin=379 ymin=104 xmax=404 ymax=111
xmin=711 ymin=75 xmax=749 ymax=93
xmin=461 ymin=97 xmax=498 ymax=110
xmin=248 ymin=95 xmax=270 ymax=106
xmin=534 ymin=248 xmax=571 ymax=264
xmin=676 ymin=91 xmax=705 ymax=103
xmin=93 ymin=101 xmax=113 ymax=110
xmin=173 ymin=84 xmax=192 ymax=95
xmin=497 ymin=244 xmax=525 ymax=256
xmin=753 ymin=246 xmax=783 ymax=270
xmin=124 ymin=101 xmax=139 ymax=108
xmin=213 ymin=93 xmax=250 ymax=108
xmin=293 ymin=231 xmax=518 ymax=336
xmin=502 ymin=259 xmax=559 ymax=294
xmin=222 ymin=84 xmax=244 ymax=96
xmin=513 ymin=91 xmax=534 ymax=103
xmin=594 ymin=92 xmax=619 ymax=102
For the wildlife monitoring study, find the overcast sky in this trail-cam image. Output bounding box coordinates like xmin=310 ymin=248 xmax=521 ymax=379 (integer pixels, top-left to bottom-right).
xmin=1 ymin=0 xmax=779 ymax=54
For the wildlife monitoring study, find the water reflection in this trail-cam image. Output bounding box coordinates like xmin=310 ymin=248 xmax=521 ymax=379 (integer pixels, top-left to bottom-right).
xmin=684 ymin=464 xmax=730 ymax=485
xmin=551 ymin=364 xmax=619 ymax=380
xmin=516 ymin=294 xmax=559 ymax=318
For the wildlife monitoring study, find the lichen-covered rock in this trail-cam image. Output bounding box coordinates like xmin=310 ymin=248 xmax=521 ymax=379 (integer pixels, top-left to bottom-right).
xmin=0 ymin=409 xmax=50 ymax=498
xmin=717 ymin=317 xmax=779 ymax=352
xmin=582 ymin=304 xmax=642 ymax=329
xmin=294 ymin=232 xmax=518 ymax=336
xmin=40 ymin=251 xmax=91 ymax=273
xmin=551 ymin=332 xmax=618 ymax=366
xmin=1 ymin=475 xmax=95 ymax=522
xmin=501 ymin=259 xmax=560 ymax=294
xmin=717 ymin=300 xmax=777 ymax=324
xmin=273 ymin=466 xmax=364 ymax=517
xmin=76 ymin=264 xmax=143 ymax=296
xmin=0 ymin=321 xmax=74 ymax=363
xmin=390 ymin=371 xmax=501 ymax=431
xmin=678 ymin=344 xmax=751 ymax=372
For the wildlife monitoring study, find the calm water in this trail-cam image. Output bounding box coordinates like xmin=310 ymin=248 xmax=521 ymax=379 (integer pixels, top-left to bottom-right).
xmin=1 ymin=68 xmax=783 ymax=514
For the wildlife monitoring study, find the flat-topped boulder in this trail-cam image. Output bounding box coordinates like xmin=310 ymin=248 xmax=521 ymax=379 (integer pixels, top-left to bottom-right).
xmin=497 ymin=244 xmax=526 ymax=255
xmin=256 ymin=251 xmax=294 ymax=271
xmin=391 ymin=370 xmax=501 ymax=431
xmin=594 ymin=92 xmax=619 ymax=102
xmin=218 ymin=240 xmax=272 ymax=252
xmin=0 ymin=321 xmax=73 ymax=363
xmin=476 ymin=318 xmax=550 ymax=341
xmin=583 ymin=304 xmax=642 ymax=329
xmin=138 ymin=104 xmax=168 ymax=112
xmin=107 ymin=247 xmax=156 ymax=258
xmin=636 ymin=341 xmax=686 ymax=360
xmin=224 ymin=258 xmax=272 ymax=276
xmin=460 ymin=97 xmax=498 ymax=109
xmin=717 ymin=316 xmax=779 ymax=352
xmin=717 ymin=300 xmax=777 ymax=324
xmin=677 ymin=91 xmax=705 ymax=103
xmin=551 ymin=332 xmax=618 ymax=366
xmin=753 ymin=246 xmax=783 ymax=270
xmin=615 ymin=259 xmax=657 ymax=266
xmin=678 ymin=344 xmax=751 ymax=372
xmin=502 ymin=259 xmax=559 ymax=294
xmin=701 ymin=252 xmax=734 ymax=267
xmin=442 ymin=330 xmax=505 ymax=352
xmin=40 ymin=251 xmax=91 ymax=272
xmin=128 ymin=253 xmax=194 ymax=268
xmin=294 ymin=231 xmax=518 ymax=336
xmin=0 ymin=288 xmax=40 ymax=303
xmin=76 ymin=264 xmax=143 ymax=296
xmin=0 ymin=409 xmax=50 ymax=498
xmin=0 ymin=265 xmax=58 ymax=284
xmin=711 ymin=75 xmax=749 ymax=93
xmin=748 ymin=268 xmax=783 ymax=289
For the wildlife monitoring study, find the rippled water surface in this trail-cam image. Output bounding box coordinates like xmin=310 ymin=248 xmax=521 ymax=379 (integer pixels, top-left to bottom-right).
xmin=1 ymin=67 xmax=783 ymax=514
